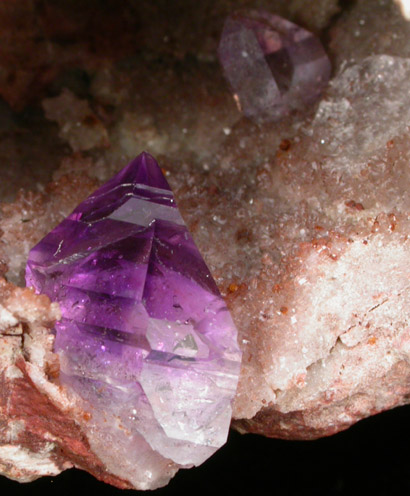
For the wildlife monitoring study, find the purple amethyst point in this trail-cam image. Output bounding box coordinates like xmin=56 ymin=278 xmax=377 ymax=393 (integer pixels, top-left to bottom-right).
xmin=26 ymin=152 xmax=242 ymax=471
xmin=218 ymin=10 xmax=331 ymax=121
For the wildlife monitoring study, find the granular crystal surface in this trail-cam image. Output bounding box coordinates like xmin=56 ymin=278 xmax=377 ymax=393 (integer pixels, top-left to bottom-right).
xmin=25 ymin=152 xmax=242 ymax=467
xmin=218 ymin=10 xmax=331 ymax=121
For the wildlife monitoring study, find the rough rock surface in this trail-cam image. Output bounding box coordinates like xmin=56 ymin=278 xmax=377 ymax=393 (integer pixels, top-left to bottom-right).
xmin=330 ymin=0 xmax=410 ymax=68
xmin=0 ymin=0 xmax=409 ymax=491
xmin=0 ymin=276 xmax=135 ymax=488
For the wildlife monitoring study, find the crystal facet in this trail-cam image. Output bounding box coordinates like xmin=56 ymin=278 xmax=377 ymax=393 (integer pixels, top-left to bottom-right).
xmin=218 ymin=10 xmax=331 ymax=121
xmin=25 ymin=152 xmax=242 ymax=466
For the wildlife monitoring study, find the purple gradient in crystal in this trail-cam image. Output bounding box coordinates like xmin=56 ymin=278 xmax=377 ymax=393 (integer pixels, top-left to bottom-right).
xmin=25 ymin=152 xmax=241 ymax=466
xmin=218 ymin=10 xmax=331 ymax=121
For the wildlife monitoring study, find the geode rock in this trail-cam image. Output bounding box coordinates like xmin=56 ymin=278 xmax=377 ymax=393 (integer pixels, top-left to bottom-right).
xmin=1 ymin=0 xmax=410 ymax=491
xmin=231 ymin=55 xmax=410 ymax=436
xmin=0 ymin=277 xmax=134 ymax=488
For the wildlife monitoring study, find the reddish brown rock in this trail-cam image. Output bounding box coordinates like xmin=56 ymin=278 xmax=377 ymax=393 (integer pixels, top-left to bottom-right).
xmin=1 ymin=53 xmax=409 ymax=454
xmin=0 ymin=278 xmax=132 ymax=487
xmin=0 ymin=0 xmax=141 ymax=110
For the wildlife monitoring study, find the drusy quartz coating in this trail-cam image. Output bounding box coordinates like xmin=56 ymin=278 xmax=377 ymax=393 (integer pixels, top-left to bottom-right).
xmin=218 ymin=10 xmax=331 ymax=121
xmin=25 ymin=152 xmax=242 ymax=466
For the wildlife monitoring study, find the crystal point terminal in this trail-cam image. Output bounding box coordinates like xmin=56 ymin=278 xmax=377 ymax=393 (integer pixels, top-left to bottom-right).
xmin=218 ymin=11 xmax=331 ymax=121
xmin=26 ymin=152 xmax=242 ymax=467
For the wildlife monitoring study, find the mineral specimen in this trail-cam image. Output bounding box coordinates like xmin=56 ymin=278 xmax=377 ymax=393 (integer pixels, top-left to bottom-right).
xmin=25 ymin=153 xmax=242 ymax=473
xmin=218 ymin=10 xmax=331 ymax=121
xmin=2 ymin=0 xmax=410 ymax=491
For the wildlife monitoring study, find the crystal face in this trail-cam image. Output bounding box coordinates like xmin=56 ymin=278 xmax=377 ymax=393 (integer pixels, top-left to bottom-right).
xmin=26 ymin=152 xmax=242 ymax=466
xmin=218 ymin=11 xmax=331 ymax=121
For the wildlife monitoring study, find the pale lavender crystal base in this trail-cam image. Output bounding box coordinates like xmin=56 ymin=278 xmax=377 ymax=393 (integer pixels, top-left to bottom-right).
xmin=218 ymin=10 xmax=331 ymax=121
xmin=25 ymin=152 xmax=242 ymax=467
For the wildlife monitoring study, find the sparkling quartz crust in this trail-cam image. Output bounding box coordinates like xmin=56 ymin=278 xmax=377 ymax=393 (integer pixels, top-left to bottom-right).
xmin=25 ymin=152 xmax=242 ymax=467
xmin=218 ymin=10 xmax=331 ymax=121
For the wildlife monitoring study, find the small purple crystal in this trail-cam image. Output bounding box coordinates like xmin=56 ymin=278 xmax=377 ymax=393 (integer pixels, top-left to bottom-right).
xmin=26 ymin=153 xmax=241 ymax=468
xmin=218 ymin=11 xmax=331 ymax=121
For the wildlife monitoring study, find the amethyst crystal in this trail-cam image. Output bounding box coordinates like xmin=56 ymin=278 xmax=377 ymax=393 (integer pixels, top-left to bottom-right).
xmin=26 ymin=153 xmax=242 ymax=469
xmin=218 ymin=11 xmax=331 ymax=121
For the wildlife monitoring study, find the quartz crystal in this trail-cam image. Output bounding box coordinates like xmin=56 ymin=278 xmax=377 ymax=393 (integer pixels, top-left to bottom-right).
xmin=218 ymin=10 xmax=331 ymax=121
xmin=25 ymin=152 xmax=242 ymax=467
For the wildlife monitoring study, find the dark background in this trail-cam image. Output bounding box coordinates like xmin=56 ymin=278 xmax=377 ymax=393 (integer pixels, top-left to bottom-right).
xmin=1 ymin=405 xmax=409 ymax=496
